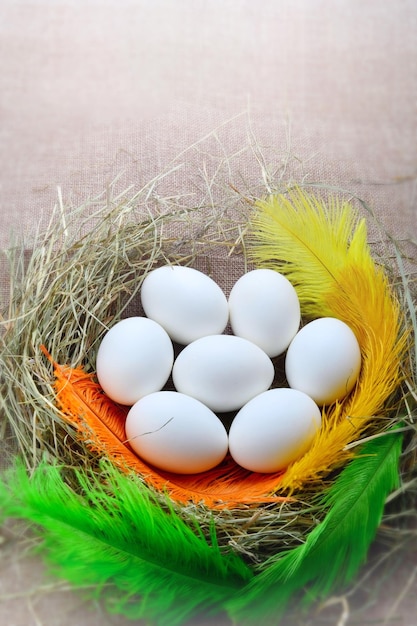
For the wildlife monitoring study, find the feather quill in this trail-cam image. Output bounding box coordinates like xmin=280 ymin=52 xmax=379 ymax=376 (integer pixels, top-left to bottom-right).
xmin=248 ymin=188 xmax=407 ymax=492
xmin=0 ymin=459 xmax=252 ymax=626
xmin=226 ymin=427 xmax=403 ymax=624
xmin=40 ymin=346 xmax=292 ymax=508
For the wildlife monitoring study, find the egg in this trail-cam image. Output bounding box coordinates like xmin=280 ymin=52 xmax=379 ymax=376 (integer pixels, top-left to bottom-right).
xmin=96 ymin=317 xmax=174 ymax=405
xmin=140 ymin=265 xmax=229 ymax=345
xmin=172 ymin=334 xmax=274 ymax=412
xmin=228 ymin=269 xmax=301 ymax=357
xmin=228 ymin=388 xmax=322 ymax=473
xmin=285 ymin=317 xmax=362 ymax=405
xmin=125 ymin=391 xmax=229 ymax=474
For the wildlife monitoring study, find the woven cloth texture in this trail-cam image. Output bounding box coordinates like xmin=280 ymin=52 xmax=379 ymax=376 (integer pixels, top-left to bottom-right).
xmin=0 ymin=2 xmax=416 ymax=625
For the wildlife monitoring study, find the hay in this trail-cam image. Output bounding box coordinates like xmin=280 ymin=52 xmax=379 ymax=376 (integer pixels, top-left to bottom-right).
xmin=1 ymin=136 xmax=416 ymax=620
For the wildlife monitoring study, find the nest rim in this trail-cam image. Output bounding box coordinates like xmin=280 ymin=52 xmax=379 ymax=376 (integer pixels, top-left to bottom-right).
xmin=1 ymin=173 xmax=416 ymax=572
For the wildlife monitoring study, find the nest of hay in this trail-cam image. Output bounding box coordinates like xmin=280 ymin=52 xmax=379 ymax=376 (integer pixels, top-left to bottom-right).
xmin=1 ymin=145 xmax=416 ymax=625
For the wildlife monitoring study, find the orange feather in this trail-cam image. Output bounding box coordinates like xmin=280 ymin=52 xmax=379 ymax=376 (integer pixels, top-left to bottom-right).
xmin=40 ymin=345 xmax=292 ymax=509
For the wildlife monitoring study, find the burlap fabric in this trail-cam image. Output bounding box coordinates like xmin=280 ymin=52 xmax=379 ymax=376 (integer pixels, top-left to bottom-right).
xmin=1 ymin=1 xmax=416 ymax=624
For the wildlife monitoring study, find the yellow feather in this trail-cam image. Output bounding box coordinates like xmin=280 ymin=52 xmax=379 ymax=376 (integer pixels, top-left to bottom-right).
xmin=248 ymin=187 xmax=408 ymax=493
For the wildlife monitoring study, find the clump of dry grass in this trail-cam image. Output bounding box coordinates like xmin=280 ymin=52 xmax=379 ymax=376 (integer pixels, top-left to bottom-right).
xmin=0 ymin=179 xmax=238 ymax=462
xmin=0 ymin=131 xmax=416 ymax=620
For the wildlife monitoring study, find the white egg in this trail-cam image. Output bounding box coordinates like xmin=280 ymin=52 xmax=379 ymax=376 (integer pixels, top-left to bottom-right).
xmin=285 ymin=317 xmax=362 ymax=405
xmin=172 ymin=334 xmax=274 ymax=412
xmin=125 ymin=391 xmax=229 ymax=474
xmin=140 ymin=265 xmax=229 ymax=345
xmin=228 ymin=269 xmax=301 ymax=357
xmin=96 ymin=317 xmax=174 ymax=405
xmin=228 ymin=388 xmax=322 ymax=473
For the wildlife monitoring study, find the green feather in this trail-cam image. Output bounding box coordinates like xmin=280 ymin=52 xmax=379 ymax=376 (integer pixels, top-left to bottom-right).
xmin=0 ymin=460 xmax=252 ymax=625
xmin=226 ymin=427 xmax=403 ymax=624
xmin=0 ymin=429 xmax=402 ymax=625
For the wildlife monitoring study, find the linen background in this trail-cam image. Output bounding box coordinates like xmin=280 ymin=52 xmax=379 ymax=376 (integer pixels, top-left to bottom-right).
xmin=1 ymin=1 xmax=416 ymax=624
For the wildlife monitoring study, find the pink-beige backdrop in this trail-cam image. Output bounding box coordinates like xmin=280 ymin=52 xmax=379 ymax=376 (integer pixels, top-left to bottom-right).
xmin=1 ymin=1 xmax=416 ymax=625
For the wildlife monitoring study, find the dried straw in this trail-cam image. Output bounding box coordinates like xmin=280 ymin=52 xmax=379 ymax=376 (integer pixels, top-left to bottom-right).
xmin=0 ymin=133 xmax=416 ymax=604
